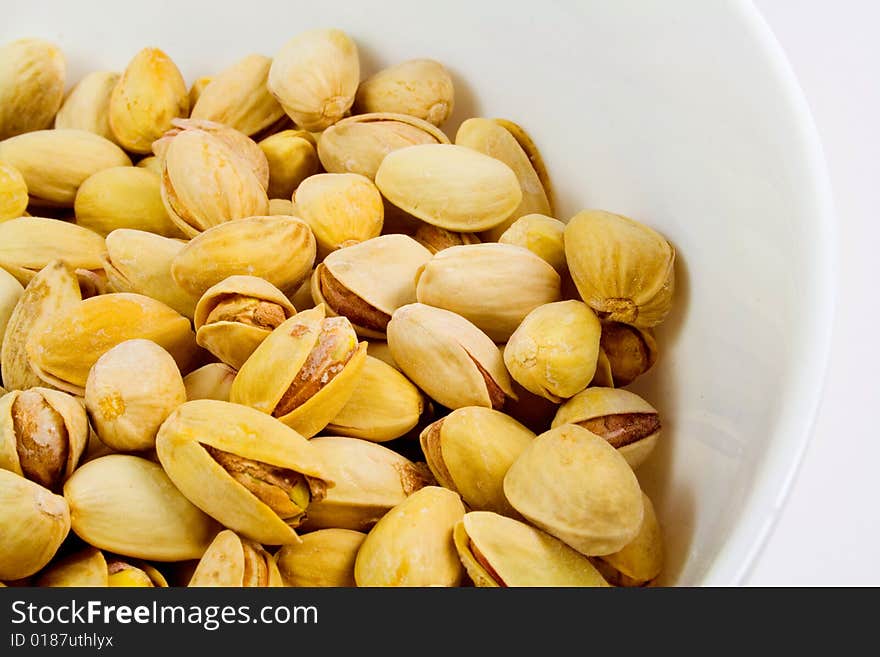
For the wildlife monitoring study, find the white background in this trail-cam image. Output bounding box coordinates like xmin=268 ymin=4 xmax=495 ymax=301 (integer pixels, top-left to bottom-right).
xmin=748 ymin=0 xmax=879 ymax=585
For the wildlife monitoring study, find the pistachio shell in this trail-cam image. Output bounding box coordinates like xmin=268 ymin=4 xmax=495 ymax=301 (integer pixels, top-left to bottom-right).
xmin=413 ymin=223 xmax=480 ymax=254
xmin=0 ymin=159 xmax=28 ymax=221
xmin=595 ymin=493 xmax=664 ymax=586
xmin=498 ymin=214 xmax=566 ymax=274
xmin=64 ymin=454 xmax=219 ymax=560
xmin=276 ymin=528 xmax=365 ymax=587
xmin=259 ymin=130 xmax=320 ymax=199
xmin=0 ymin=39 xmax=65 ymax=140
xmin=599 ymin=321 xmax=659 ymax=387
xmin=107 ymin=560 xmax=168 ymax=587
xmin=354 ymin=486 xmax=464 ymax=587
xmin=136 ymin=155 xmax=162 ymax=175
xmin=503 ymin=424 xmax=644 ymax=556
xmin=355 ymin=59 xmax=454 ymax=126
xmin=290 ymin=272 xmax=316 ymax=311
xmin=375 ymin=143 xmax=522 ymax=232
xmin=188 ymin=76 xmax=212 ymax=108
xmin=188 ymin=530 xmax=284 ymax=587
xmin=109 ymin=48 xmax=189 ymax=154
xmin=268 ymin=198 xmax=296 ymax=216
xmin=365 ymin=340 xmax=398 ymax=370
xmin=36 ymin=547 xmax=109 ymax=587
xmin=0 ymin=268 xmax=24 ymax=349
xmin=54 ymin=71 xmax=119 ymax=141
xmin=493 ymin=118 xmax=554 ymax=215
xmin=183 ymin=363 xmax=237 ymax=402
xmin=268 ymin=29 xmax=360 ymax=131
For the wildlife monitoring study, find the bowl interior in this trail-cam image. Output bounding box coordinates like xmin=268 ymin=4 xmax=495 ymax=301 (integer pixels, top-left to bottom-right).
xmin=5 ymin=0 xmax=834 ymax=584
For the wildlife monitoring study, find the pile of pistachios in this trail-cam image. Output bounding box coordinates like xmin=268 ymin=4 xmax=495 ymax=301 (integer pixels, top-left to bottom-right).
xmin=0 ymin=28 xmax=675 ymax=588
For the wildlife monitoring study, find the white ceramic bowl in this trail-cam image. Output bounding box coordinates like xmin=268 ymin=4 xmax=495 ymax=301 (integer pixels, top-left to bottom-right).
xmin=5 ymin=0 xmax=835 ymax=585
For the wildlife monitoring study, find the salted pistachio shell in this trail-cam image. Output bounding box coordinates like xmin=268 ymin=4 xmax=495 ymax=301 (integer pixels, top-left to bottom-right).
xmin=565 ymin=210 xmax=675 ymax=328
xmin=387 ymin=303 xmax=515 ymax=410
xmin=0 ymin=388 xmax=88 ymax=489
xmin=109 ymin=48 xmax=189 ymax=154
xmin=503 ymin=300 xmax=602 ymax=402
xmin=268 ymin=198 xmax=296 ymax=216
xmin=503 ymin=424 xmax=644 ymax=556
xmin=498 ymin=214 xmax=566 ymax=274
xmin=268 ymin=29 xmax=360 ymax=131
xmin=594 ymin=493 xmax=664 ymax=586
xmin=294 ymin=173 xmax=384 ymax=256
xmin=303 ymin=436 xmax=431 ymax=531
xmin=0 ymin=159 xmax=28 ymax=221
xmin=415 ymin=243 xmax=561 ymax=342
xmin=355 ymin=59 xmax=454 ymax=127
xmin=230 ymin=305 xmax=367 ymax=438
xmin=0 ymin=268 xmax=24 ymax=348
xmin=36 ymin=547 xmax=109 ymax=587
xmin=27 ymin=292 xmax=198 ymax=396
xmin=0 ymin=469 xmax=70 ymax=580
xmin=354 ymin=486 xmax=464 ymax=587
xmin=599 ymin=321 xmax=659 ymax=387
xmin=194 ymin=275 xmax=296 ymax=369
xmin=325 ymin=356 xmax=423 ymax=442
xmin=155 ymin=399 xmax=333 ymax=545
xmin=188 ymin=530 xmax=283 ymax=587
xmin=191 ymin=54 xmax=285 ymax=137
xmin=310 ymin=234 xmax=432 ymax=338
xmin=454 ymin=511 xmax=608 ymax=587
xmin=317 ymin=112 xmax=450 ymax=180
xmin=188 ymin=76 xmax=212 ymax=108
xmin=259 ymin=130 xmax=320 ymax=199
xmin=103 ymin=229 xmax=198 ymax=319
xmin=54 ymin=71 xmax=119 ymax=141
xmin=0 ymin=129 xmax=130 ymax=205
xmin=75 ymin=166 xmax=182 ymax=237
xmin=171 ymin=215 xmax=315 ymax=298
xmin=276 ymin=528 xmax=365 ymax=587
xmin=413 ymin=223 xmax=480 ymax=254
xmin=64 ymin=454 xmax=219 ymax=561
xmin=551 ymin=387 xmax=661 ymax=470
xmin=420 ymin=407 xmax=533 ymax=516
xmin=375 ymin=143 xmax=521 ymax=232
xmin=0 ymin=39 xmax=65 ymax=140
xmin=183 ymin=363 xmax=236 ymax=402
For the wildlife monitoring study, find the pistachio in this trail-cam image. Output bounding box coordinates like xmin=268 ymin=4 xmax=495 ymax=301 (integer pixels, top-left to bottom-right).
xmin=276 ymin=528 xmax=365 ymax=587
xmin=498 ymin=214 xmax=566 ymax=274
xmin=136 ymin=155 xmax=162 ymax=175
xmin=268 ymin=29 xmax=360 ymax=131
xmin=259 ymin=130 xmax=320 ymax=199
xmin=365 ymin=340 xmax=399 ymax=371
xmin=290 ymin=271 xmax=316 ymax=311
xmin=183 ymin=363 xmax=237 ymax=402
xmin=355 ymin=59 xmax=454 ymax=127
xmin=54 ymin=71 xmax=119 ymax=142
xmin=0 ymin=268 xmax=24 ymax=352
xmin=107 ymin=560 xmax=168 ymax=587
xmin=592 ymin=493 xmax=663 ymax=586
xmin=591 ymin=349 xmax=615 ymax=388
xmin=268 ymin=198 xmax=296 ymax=216
xmin=36 ymin=547 xmax=109 ymax=587
xmin=599 ymin=321 xmax=659 ymax=386
xmin=564 ymin=210 xmax=675 ymax=328
xmin=493 ymin=118 xmax=554 ymax=214
xmin=0 ymin=39 xmax=65 ymax=140
xmin=188 ymin=76 xmax=212 ymax=108
xmin=413 ymin=223 xmax=480 ymax=254
xmin=188 ymin=530 xmax=283 ymax=587
xmin=0 ymin=159 xmax=28 ymax=221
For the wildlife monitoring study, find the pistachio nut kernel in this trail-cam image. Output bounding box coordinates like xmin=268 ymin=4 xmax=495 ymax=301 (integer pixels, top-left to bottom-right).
xmin=267 ymin=28 xmax=360 ymax=131
xmin=454 ymin=511 xmax=609 ymax=587
xmin=599 ymin=321 xmax=659 ymax=387
xmin=355 ymin=59 xmax=454 ymax=127
xmin=0 ymin=159 xmax=28 ymax=221
xmin=503 ymin=424 xmax=644 ymax=556
xmin=311 ymin=234 xmax=432 ymax=338
xmin=276 ymin=528 xmax=365 ymax=587
xmin=591 ymin=493 xmax=664 ymax=587
xmin=259 ymin=130 xmax=320 ymax=199
xmin=564 ymin=210 xmax=675 ymax=328
xmin=413 ymin=223 xmax=480 ymax=254
xmin=183 ymin=363 xmax=237 ymax=402
xmin=54 ymin=71 xmax=120 ymax=142
xmin=551 ymin=387 xmax=661 ymax=470
xmin=387 ymin=303 xmax=516 ymax=411
xmin=498 ymin=214 xmax=567 ymax=274
xmin=188 ymin=530 xmax=283 ymax=587
xmin=503 ymin=300 xmax=602 ymax=402
xmin=0 ymin=39 xmax=66 ymax=140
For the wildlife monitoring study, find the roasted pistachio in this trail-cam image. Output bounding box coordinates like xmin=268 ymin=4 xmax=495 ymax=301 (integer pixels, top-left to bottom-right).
xmin=592 ymin=493 xmax=664 ymax=587
xmin=365 ymin=340 xmax=398 ymax=371
xmin=268 ymin=198 xmax=296 ymax=216
xmin=276 ymin=528 xmax=365 ymax=587
xmin=136 ymin=155 xmax=162 ymax=175
xmin=54 ymin=71 xmax=119 ymax=142
xmin=106 ymin=560 xmax=168 ymax=587
xmin=36 ymin=547 xmax=109 ymax=587
xmin=188 ymin=530 xmax=283 ymax=587
xmin=498 ymin=214 xmax=566 ymax=274
xmin=0 ymin=159 xmax=28 ymax=221
xmin=259 ymin=130 xmax=320 ymax=199
xmin=183 ymin=363 xmax=236 ymax=402
xmin=0 ymin=39 xmax=65 ymax=140
xmin=599 ymin=321 xmax=659 ymax=387
xmin=355 ymin=59 xmax=454 ymax=126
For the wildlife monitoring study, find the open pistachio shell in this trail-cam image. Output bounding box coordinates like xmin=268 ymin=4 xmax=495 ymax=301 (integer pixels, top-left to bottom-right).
xmin=276 ymin=528 xmax=365 ymax=587
xmin=493 ymin=118 xmax=554 ymax=213
xmin=259 ymin=130 xmax=320 ymax=199
xmin=454 ymin=511 xmax=608 ymax=587
xmin=355 ymin=59 xmax=454 ymax=127
xmin=36 ymin=547 xmax=109 ymax=587
xmin=155 ymin=399 xmax=334 ymax=545
xmin=498 ymin=214 xmax=566 ymax=274
xmin=54 ymin=71 xmax=119 ymax=142
xmin=594 ymin=493 xmax=664 ymax=586
xmin=599 ymin=321 xmax=659 ymax=387
xmin=0 ymin=38 xmax=65 ymax=140
xmin=354 ymin=486 xmax=464 ymax=587
xmin=591 ymin=348 xmax=615 ymax=388
xmin=183 ymin=363 xmax=237 ymax=402
xmin=303 ymin=436 xmax=431 ymax=531
xmin=194 ymin=275 xmax=296 ymax=369
xmin=503 ymin=424 xmax=644 ymax=556
xmin=188 ymin=530 xmax=283 ymax=587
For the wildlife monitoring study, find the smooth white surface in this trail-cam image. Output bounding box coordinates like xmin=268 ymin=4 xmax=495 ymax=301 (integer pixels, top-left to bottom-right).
xmin=748 ymin=0 xmax=880 ymax=586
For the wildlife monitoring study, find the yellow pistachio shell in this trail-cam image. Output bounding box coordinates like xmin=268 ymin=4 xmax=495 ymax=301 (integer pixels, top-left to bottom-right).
xmin=259 ymin=130 xmax=321 ymax=199
xmin=355 ymin=59 xmax=454 ymax=126
xmin=54 ymin=71 xmax=119 ymax=142
xmin=0 ymin=39 xmax=65 ymax=140
xmin=498 ymin=214 xmax=566 ymax=274
xmin=183 ymin=363 xmax=237 ymax=402
xmin=188 ymin=530 xmax=284 ymax=587
xmin=276 ymin=528 xmax=365 ymax=587
xmin=0 ymin=159 xmax=28 ymax=221
xmin=36 ymin=547 xmax=108 ymax=587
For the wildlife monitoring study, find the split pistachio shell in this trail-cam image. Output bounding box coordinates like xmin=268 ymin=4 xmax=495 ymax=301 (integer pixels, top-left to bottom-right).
xmin=590 ymin=348 xmax=615 ymax=388
xmin=0 ymin=159 xmax=28 ymax=220
xmin=593 ymin=493 xmax=663 ymax=586
xmin=565 ymin=210 xmax=675 ymax=328
xmin=503 ymin=424 xmax=644 ymax=556
xmin=183 ymin=363 xmax=236 ymax=402
xmin=354 ymin=486 xmax=464 ymax=587
xmin=375 ymin=144 xmax=522 ymax=232
xmin=75 ymin=166 xmax=182 ymax=237
xmin=27 ymin=292 xmax=199 ymax=395
xmin=188 ymin=530 xmax=283 ymax=587
xmin=413 ymin=223 xmax=480 ymax=254
xmin=0 ymin=469 xmax=70 ymax=580
xmin=551 ymin=387 xmax=661 ymax=469
xmin=599 ymin=322 xmax=659 ymax=387
xmin=294 ymin=173 xmax=384 ymax=256
xmin=276 ymin=528 xmax=365 ymax=587
xmin=317 ymin=112 xmax=449 ymax=180
xmin=454 ymin=511 xmax=609 ymax=587
xmin=109 ymin=48 xmax=189 ymax=154
xmin=188 ymin=77 xmax=212 ymax=108
xmin=191 ymin=54 xmax=285 ymax=137
xmin=268 ymin=29 xmax=360 ymax=131
xmin=0 ymin=268 xmax=24 ymax=348
xmin=194 ymin=275 xmax=296 ymax=369
xmin=325 ymin=356 xmax=423 ymax=442
xmin=231 ymin=305 xmax=367 ymax=438
xmin=503 ymin=300 xmax=602 ymax=402
xmin=498 ymin=214 xmax=566 ymax=274
xmin=0 ymin=39 xmax=65 ymax=140
xmin=303 ymin=436 xmax=431 ymax=531
xmin=54 ymin=71 xmax=119 ymax=141
xmin=259 ymin=130 xmax=320 ymax=199
xmin=84 ymin=339 xmax=187 ymax=452
xmin=355 ymin=59 xmax=454 ymax=127
xmin=64 ymin=454 xmax=220 ymax=560
xmin=36 ymin=547 xmax=109 ymax=587
xmin=0 ymin=388 xmax=88 ymax=489
xmin=387 ymin=303 xmax=515 ymax=410
xmin=171 ymin=215 xmax=315 ymax=298
xmin=310 ymin=234 xmax=432 ymax=338
xmin=415 ymin=243 xmax=561 ymax=342
xmin=103 ymin=229 xmax=198 ymax=319
xmin=155 ymin=399 xmax=333 ymax=545
xmin=420 ymin=407 xmax=533 ymax=516
xmin=494 ymin=118 xmax=554 ymax=213
xmin=290 ymin=271 xmax=316 ymax=311
xmin=0 ymin=129 xmax=131 ymax=206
